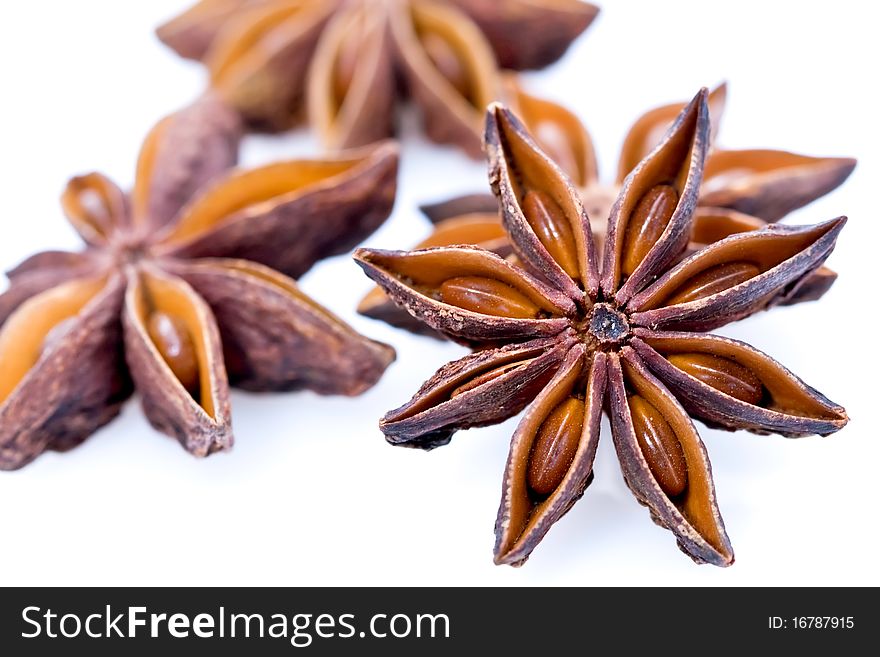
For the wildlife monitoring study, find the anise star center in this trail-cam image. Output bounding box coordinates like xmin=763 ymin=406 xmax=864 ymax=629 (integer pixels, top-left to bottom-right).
xmin=582 ymin=302 xmax=630 ymax=348
xmin=107 ymin=230 xmax=154 ymax=267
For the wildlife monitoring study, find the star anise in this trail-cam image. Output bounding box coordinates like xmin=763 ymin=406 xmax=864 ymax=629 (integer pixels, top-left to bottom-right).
xmin=156 ymin=0 xmax=598 ymax=155
xmin=354 ymin=92 xmax=848 ymax=566
xmin=0 ymin=95 xmax=397 ymax=470
xmin=358 ymin=81 xmax=854 ymax=330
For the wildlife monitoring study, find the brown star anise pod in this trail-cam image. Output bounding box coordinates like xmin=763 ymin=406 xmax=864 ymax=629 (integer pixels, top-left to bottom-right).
xmin=0 ymin=95 xmax=397 ymax=470
xmin=156 ymin=0 xmax=598 ymax=154
xmin=354 ymin=92 xmax=848 ymax=566
xmin=358 ymin=81 xmax=855 ymax=331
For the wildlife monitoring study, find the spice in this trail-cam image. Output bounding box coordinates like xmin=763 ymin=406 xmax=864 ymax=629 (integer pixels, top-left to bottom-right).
xmin=156 ymin=0 xmax=598 ymax=154
xmin=355 ymin=93 xmax=848 ymax=566
xmin=359 ymin=82 xmax=853 ymax=331
xmin=0 ymin=95 xmax=397 ymax=470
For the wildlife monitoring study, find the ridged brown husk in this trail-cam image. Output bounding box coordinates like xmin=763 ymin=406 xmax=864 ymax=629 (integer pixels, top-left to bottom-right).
xmin=0 ymin=95 xmax=397 ymax=470
xmin=355 ymin=94 xmax=849 ymax=566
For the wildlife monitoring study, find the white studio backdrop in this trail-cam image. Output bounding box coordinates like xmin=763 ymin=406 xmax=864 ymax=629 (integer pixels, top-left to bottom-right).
xmin=0 ymin=0 xmax=877 ymax=586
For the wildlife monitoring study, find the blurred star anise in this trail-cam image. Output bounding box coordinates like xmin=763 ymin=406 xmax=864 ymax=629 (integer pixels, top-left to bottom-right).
xmin=0 ymin=95 xmax=397 ymax=470
xmin=358 ymin=82 xmax=855 ymax=331
xmin=355 ymin=93 xmax=848 ymax=566
xmin=156 ymin=0 xmax=598 ymax=154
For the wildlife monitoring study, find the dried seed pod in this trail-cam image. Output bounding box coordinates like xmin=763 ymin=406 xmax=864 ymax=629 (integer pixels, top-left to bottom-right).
xmin=0 ymin=277 xmax=112 ymax=405
xmin=205 ymin=2 xmax=337 ymax=130
xmin=132 ymin=93 xmax=242 ymax=231
xmin=494 ymin=347 xmax=606 ymax=566
xmin=308 ymin=2 xmax=395 ymax=150
xmin=391 ymin=0 xmax=499 ymax=157
xmin=631 ymin=331 xmax=848 ymax=437
xmin=159 ymin=141 xmax=399 ymax=278
xmin=617 ymin=83 xmax=728 ymax=183
xmin=503 ymin=75 xmax=597 ymax=187
xmin=420 ymin=30 xmax=471 ymax=100
xmin=357 ymin=212 xmax=508 ymax=336
xmin=530 ymin=124 xmax=581 ymax=189
xmin=604 ymin=89 xmax=710 ymax=302
xmin=0 ymin=275 xmax=130 ymax=470
xmin=691 ymin=207 xmax=838 ymax=308
xmin=774 ymin=267 xmax=838 ymax=306
xmin=155 ymin=0 xmax=260 ymax=61
xmin=382 ymin=335 xmax=576 ymax=449
xmin=609 ymin=351 xmax=733 ymax=566
xmin=61 ymin=173 xmax=128 ymax=245
xmin=446 ymin=0 xmax=598 ymax=70
xmin=1 ymin=253 xmax=109 ymax=335
xmin=354 ymin=246 xmax=573 ymax=344
xmin=700 ymin=149 xmax=857 ymax=221
xmin=370 ymin=193 xmax=843 ymax=344
xmin=629 ymin=218 xmax=847 ymax=331
xmin=485 ymin=103 xmax=597 ymax=297
xmin=382 ymin=82 xmax=848 ymax=341
xmin=6 ymin=250 xmax=96 ymax=282
xmin=331 ymin=25 xmax=363 ymax=108
xmin=124 ymin=267 xmax=232 ymax=456
xmin=613 ymin=83 xmax=853 ymax=223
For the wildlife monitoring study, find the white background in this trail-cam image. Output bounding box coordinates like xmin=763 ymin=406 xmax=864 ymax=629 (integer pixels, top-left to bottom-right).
xmin=1 ymin=0 xmax=877 ymax=586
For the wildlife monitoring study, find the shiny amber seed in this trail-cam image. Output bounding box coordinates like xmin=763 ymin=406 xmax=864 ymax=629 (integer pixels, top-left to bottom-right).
xmin=621 ymin=184 xmax=678 ymax=276
xmin=450 ymin=359 xmax=534 ymax=399
xmin=147 ymin=311 xmax=200 ymax=395
xmin=664 ymin=261 xmax=761 ymax=306
xmin=527 ymin=397 xmax=585 ymax=497
xmin=438 ymin=276 xmax=540 ymax=318
xmin=628 ymin=395 xmax=687 ymax=497
xmin=522 ymin=189 xmax=580 ymax=278
xmin=667 ymin=353 xmax=764 ymax=405
xmin=421 ymin=31 xmax=470 ymax=100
